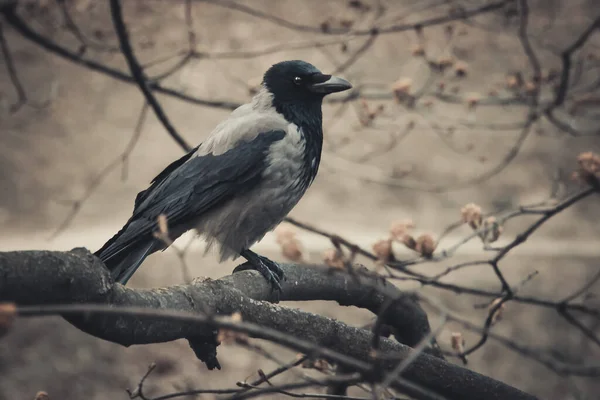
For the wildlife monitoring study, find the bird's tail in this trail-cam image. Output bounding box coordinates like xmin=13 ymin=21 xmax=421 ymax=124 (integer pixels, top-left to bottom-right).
xmin=95 ymin=225 xmax=157 ymax=285
xmin=106 ymin=242 xmax=156 ymax=285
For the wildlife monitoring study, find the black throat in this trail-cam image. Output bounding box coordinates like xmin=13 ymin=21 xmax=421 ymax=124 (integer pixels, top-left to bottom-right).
xmin=273 ymin=99 xmax=324 ymax=190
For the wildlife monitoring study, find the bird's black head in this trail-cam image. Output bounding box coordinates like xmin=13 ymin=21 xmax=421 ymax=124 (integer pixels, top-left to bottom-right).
xmin=263 ymin=60 xmax=352 ymax=106
xmin=262 ymin=60 xmax=352 ymax=137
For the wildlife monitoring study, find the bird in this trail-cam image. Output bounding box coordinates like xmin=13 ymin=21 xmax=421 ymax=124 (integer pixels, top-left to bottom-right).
xmin=94 ymin=60 xmax=352 ymax=291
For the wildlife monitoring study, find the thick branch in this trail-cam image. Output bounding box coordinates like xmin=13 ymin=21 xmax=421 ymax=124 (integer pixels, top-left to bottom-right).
xmin=0 ymin=249 xmax=536 ymax=400
xmin=0 ymin=248 xmax=429 ymax=348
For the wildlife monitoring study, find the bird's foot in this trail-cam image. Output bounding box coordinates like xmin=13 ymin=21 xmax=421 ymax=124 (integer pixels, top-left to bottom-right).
xmin=236 ymin=250 xmax=285 ymax=293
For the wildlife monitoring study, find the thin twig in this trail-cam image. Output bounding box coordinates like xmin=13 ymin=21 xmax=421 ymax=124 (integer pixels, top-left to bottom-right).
xmin=0 ymin=20 xmax=27 ymax=112
xmin=109 ymin=0 xmax=192 ymax=152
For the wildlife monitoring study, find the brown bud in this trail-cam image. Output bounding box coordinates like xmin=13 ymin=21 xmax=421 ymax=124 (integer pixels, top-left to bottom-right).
xmin=524 ymin=81 xmax=537 ymax=94
xmin=217 ymin=312 xmax=247 ymax=344
xmin=34 ymin=392 xmax=49 ymax=400
xmin=391 ymin=78 xmax=412 ymax=95
xmin=274 ymin=225 xmax=296 ymax=244
xmin=323 ymin=248 xmax=345 ymax=269
xmin=302 ymin=358 xmax=331 ymax=372
xmin=390 ymin=219 xmax=415 ymax=242
xmin=451 ymin=332 xmax=465 ymax=353
xmin=281 ymin=240 xmax=303 ymax=262
xmin=157 ymin=214 xmax=168 ymax=235
xmin=411 ymin=44 xmax=425 ymax=56
xmin=461 ymin=203 xmax=483 ymax=230
xmin=415 ymin=234 xmax=436 ymax=257
xmin=466 ymin=93 xmax=480 ymax=110
xmin=574 ymin=152 xmax=600 ymax=186
xmin=153 ymin=214 xmax=172 ymax=245
xmin=0 ymin=302 xmax=16 ymax=338
xmin=437 ymin=56 xmax=454 ymax=69
xmin=506 ymin=73 xmax=523 ymax=89
xmin=372 ymin=239 xmax=393 ymax=262
xmin=340 ymin=19 xmax=354 ymax=29
xmin=454 ymin=61 xmax=468 ymax=77
xmin=275 ymin=225 xmax=304 ymax=262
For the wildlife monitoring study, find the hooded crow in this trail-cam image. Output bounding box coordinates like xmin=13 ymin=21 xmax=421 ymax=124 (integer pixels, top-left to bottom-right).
xmin=95 ymin=60 xmax=352 ymax=291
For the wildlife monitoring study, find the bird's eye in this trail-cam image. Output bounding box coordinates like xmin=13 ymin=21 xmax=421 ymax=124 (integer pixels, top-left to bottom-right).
xmin=293 ymin=76 xmax=303 ymax=85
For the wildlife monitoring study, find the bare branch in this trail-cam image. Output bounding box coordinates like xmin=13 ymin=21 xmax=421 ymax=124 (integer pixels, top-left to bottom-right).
xmin=0 ymin=6 xmax=241 ymax=110
xmin=109 ymin=0 xmax=191 ymax=152
xmin=0 ymin=248 xmax=536 ymax=400
xmin=196 ymin=0 xmax=510 ymax=36
xmin=50 ymin=102 xmax=150 ymax=239
xmin=553 ymin=16 xmax=600 ymax=107
xmin=0 ymin=20 xmax=27 ymax=112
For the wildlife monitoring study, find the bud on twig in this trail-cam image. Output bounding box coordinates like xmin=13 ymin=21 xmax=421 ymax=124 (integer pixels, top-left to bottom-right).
xmin=372 ymin=239 xmax=393 ymax=262
xmin=390 ymin=219 xmax=415 ymax=242
xmin=34 ymin=392 xmax=49 ymax=400
xmin=323 ymin=248 xmax=345 ymax=269
xmin=451 ymin=331 xmax=465 ymax=353
xmin=415 ymin=234 xmax=436 ymax=258
xmin=573 ymin=152 xmax=600 ymax=187
xmin=461 ymin=203 xmax=482 ymax=230
xmin=274 ymin=225 xmax=304 ymax=262
xmin=217 ymin=312 xmax=248 ymax=344
xmin=0 ymin=302 xmax=16 ymax=338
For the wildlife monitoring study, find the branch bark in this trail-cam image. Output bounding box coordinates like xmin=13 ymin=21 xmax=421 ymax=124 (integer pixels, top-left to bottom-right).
xmin=0 ymin=249 xmax=537 ymax=400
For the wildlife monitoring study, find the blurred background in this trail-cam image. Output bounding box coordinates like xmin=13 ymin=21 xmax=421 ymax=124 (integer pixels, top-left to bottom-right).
xmin=1 ymin=0 xmax=599 ymax=399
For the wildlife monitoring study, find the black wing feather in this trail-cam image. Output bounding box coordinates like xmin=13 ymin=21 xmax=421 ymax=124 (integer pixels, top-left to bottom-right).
xmin=95 ymin=130 xmax=285 ymax=268
xmin=134 ymin=144 xmax=200 ymax=209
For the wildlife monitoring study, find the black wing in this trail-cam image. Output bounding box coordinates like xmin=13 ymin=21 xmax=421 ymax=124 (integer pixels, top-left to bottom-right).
xmin=133 ymin=144 xmax=200 ymax=210
xmin=95 ymin=130 xmax=285 ymax=267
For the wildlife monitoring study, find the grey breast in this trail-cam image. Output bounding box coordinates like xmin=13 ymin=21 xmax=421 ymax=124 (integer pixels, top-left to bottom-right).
xmin=194 ymin=102 xmax=309 ymax=261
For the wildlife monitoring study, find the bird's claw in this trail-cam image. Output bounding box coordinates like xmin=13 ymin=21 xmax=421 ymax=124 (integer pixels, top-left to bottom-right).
xmin=234 ymin=255 xmax=285 ymax=295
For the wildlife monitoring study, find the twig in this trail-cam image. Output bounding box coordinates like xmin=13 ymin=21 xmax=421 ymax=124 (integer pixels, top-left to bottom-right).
xmin=377 ymin=315 xmax=448 ymax=394
xmin=109 ymin=0 xmax=191 ymax=152
xmin=0 ymin=8 xmax=241 ymax=110
xmin=0 ymin=20 xmax=27 ymax=112
xmin=50 ymin=102 xmax=149 ymax=238
xmin=553 ymin=16 xmax=600 ymax=107
xmin=195 ymin=0 xmax=509 ymax=36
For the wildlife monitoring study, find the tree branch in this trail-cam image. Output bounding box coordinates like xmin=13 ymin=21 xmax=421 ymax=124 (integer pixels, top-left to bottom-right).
xmin=0 ymin=248 xmax=536 ymax=400
xmin=196 ymin=0 xmax=509 ymax=36
xmin=109 ymin=0 xmax=191 ymax=152
xmin=0 ymin=5 xmax=241 ymax=111
xmin=0 ymin=19 xmax=27 ymax=112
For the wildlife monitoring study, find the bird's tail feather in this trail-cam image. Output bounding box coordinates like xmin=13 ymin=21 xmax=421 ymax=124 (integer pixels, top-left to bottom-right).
xmin=99 ymin=241 xmax=156 ymax=285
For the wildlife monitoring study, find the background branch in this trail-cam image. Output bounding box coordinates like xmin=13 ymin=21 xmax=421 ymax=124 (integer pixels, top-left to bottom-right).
xmin=109 ymin=0 xmax=191 ymax=152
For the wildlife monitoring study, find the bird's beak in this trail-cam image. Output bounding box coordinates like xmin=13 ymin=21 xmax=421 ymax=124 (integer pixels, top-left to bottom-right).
xmin=309 ymin=75 xmax=352 ymax=94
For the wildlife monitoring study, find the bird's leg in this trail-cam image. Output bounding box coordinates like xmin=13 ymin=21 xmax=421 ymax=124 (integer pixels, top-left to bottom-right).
xmin=236 ymin=249 xmax=285 ymax=292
